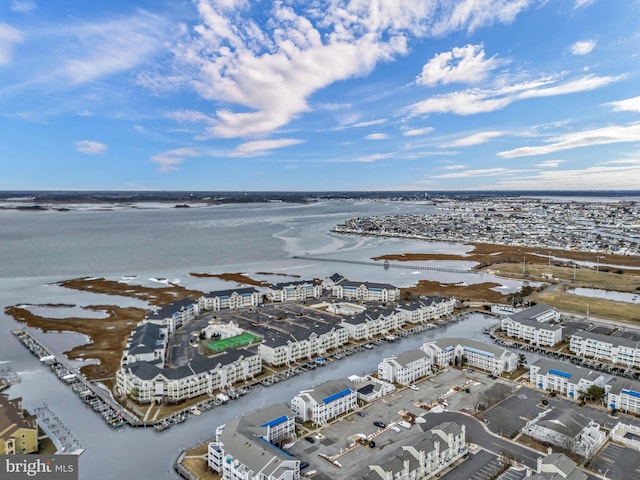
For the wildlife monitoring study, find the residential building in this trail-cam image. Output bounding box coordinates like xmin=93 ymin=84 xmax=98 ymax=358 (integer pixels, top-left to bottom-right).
xmin=146 ymin=298 xmax=200 ymax=332
xmin=291 ymin=379 xmax=358 ymax=425
xmin=378 ymin=350 xmax=432 ymax=386
xmin=340 ymin=308 xmax=404 ymax=341
xmin=422 ymin=338 xmax=517 ymax=374
xmin=332 ymin=280 xmax=400 ymax=302
xmin=606 ymin=377 xmax=640 ymax=414
xmin=322 ymin=273 xmax=345 ymax=290
xmin=522 ymin=409 xmax=605 ymax=458
xmin=513 ymin=304 xmax=561 ymax=323
xmin=208 ymin=403 xmax=300 ymax=480
xmin=121 ymin=321 xmax=168 ymax=365
xmin=266 ymin=280 xmax=322 ymax=302
xmin=570 ymin=330 xmax=640 ymax=367
xmin=395 ymin=296 xmax=456 ymax=324
xmin=0 ymin=394 xmax=38 ymax=455
xmin=200 ymin=287 xmax=262 ymax=311
xmin=362 ymin=422 xmax=467 ymax=480
xmin=501 ymin=307 xmax=562 ymax=346
xmin=529 ymin=453 xmax=587 ymax=480
xmin=529 ymin=359 xmax=604 ymax=400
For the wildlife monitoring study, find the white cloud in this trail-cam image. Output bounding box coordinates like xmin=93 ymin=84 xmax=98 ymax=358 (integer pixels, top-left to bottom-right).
xmin=498 ymin=123 xmax=640 ymax=158
xmin=570 ymin=40 xmax=596 ymax=56
xmin=534 ymin=160 xmax=564 ymax=168
xmin=353 ymin=119 xmax=387 ymax=128
xmin=154 ymin=0 xmax=530 ymax=138
xmin=407 ymin=74 xmax=620 ymax=117
xmin=441 ymin=164 xmax=466 ymax=170
xmin=441 ymin=130 xmax=504 ymax=147
xmin=366 ymin=133 xmax=390 ymax=140
xmin=574 ymin=0 xmax=596 ymax=9
xmin=10 ymin=0 xmax=36 ymax=14
xmin=150 ymin=147 xmax=199 ymax=173
xmin=433 ymin=167 xmax=528 ymax=178
xmin=607 ymin=96 xmax=640 ymax=113
xmin=75 ymin=140 xmax=108 ymax=155
xmin=417 ymin=44 xmax=500 ymax=87
xmin=230 ymin=138 xmax=305 ymax=157
xmin=0 ymin=23 xmax=24 ymax=66
xmin=403 ymin=127 xmax=434 ymax=136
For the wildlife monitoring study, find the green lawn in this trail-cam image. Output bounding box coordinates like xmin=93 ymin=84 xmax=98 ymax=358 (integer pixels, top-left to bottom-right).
xmin=205 ymin=333 xmax=262 ymax=353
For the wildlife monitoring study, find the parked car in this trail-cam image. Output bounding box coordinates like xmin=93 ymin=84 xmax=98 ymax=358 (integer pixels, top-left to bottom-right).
xmin=409 ymin=384 xmax=419 ymax=391
xmin=304 ymin=436 xmax=315 ymax=443
xmin=300 ymin=461 xmax=309 ymax=470
xmin=373 ymin=421 xmax=386 ymax=428
xmin=356 ymin=411 xmax=366 ymax=417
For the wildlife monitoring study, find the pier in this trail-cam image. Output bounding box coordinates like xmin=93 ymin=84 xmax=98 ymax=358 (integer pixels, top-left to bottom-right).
xmin=33 ymin=403 xmax=84 ymax=455
xmin=293 ymin=255 xmax=473 ymax=274
xmin=0 ymin=363 xmax=20 ymax=390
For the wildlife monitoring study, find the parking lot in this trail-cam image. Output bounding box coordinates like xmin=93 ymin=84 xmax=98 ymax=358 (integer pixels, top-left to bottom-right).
xmin=588 ymin=442 xmax=640 ymax=480
xmin=480 ymin=388 xmax=547 ymax=438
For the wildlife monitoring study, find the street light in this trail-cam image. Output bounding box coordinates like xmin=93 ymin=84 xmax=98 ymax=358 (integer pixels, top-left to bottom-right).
xmin=596 ymin=256 xmax=605 ymax=274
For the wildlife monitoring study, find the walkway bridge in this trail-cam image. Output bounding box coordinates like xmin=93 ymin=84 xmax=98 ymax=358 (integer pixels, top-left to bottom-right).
xmin=293 ymin=256 xmax=473 ymax=274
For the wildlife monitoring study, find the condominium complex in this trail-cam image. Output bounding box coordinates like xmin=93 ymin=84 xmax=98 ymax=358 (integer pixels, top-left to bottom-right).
xmin=332 ymin=280 xmax=400 ymax=302
xmin=422 ymin=338 xmax=517 ymax=374
xmin=340 ymin=308 xmax=403 ymax=340
xmin=570 ymin=330 xmax=640 ymax=367
xmin=267 ymin=280 xmax=322 ymax=302
xmin=396 ymin=296 xmax=456 ymax=324
xmin=606 ymin=377 xmax=640 ymax=414
xmin=378 ymin=350 xmax=432 ymax=386
xmin=146 ymin=297 xmax=200 ymax=332
xmin=501 ymin=305 xmax=562 ymax=346
xmin=208 ymin=403 xmax=300 ymax=480
xmin=529 ymin=359 xmax=604 ymax=400
xmin=290 ymin=378 xmax=358 ymax=425
xmin=199 ymin=287 xmax=262 ymax=311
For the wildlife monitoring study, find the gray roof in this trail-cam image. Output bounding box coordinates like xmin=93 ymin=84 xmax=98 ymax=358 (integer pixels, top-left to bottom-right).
xmin=607 ymin=376 xmax=640 ymax=396
xmin=534 ymin=409 xmax=593 ymax=438
xmin=203 ymin=287 xmax=258 ymax=298
xmin=301 ymin=378 xmax=356 ymax=404
xmin=531 ymin=358 xmax=603 ymax=384
xmin=127 ymin=322 xmax=164 ymax=355
xmin=510 ymin=304 xmax=557 ymax=322
xmin=147 ymin=297 xmax=197 ymax=320
xmin=393 ymin=349 xmax=430 ymax=367
xmin=530 ymin=453 xmax=587 ymax=480
xmin=508 ymin=316 xmax=562 ymax=331
xmin=429 ymin=337 xmax=512 ymax=358
xmin=340 ymin=280 xmax=398 ymax=290
xmin=571 ymin=329 xmax=640 ymax=349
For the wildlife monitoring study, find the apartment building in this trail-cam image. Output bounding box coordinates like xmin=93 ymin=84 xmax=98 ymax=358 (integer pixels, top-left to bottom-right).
xmin=208 ymin=403 xmax=300 ymax=480
xmin=501 ymin=309 xmax=563 ymax=346
xmin=0 ymin=394 xmax=38 ymax=455
xmin=570 ymin=330 xmax=640 ymax=367
xmin=513 ymin=303 xmax=561 ymax=323
xmin=121 ymin=321 xmax=168 ymax=365
xmin=199 ymin=287 xmax=262 ymax=311
xmin=606 ymin=377 xmax=640 ymax=414
xmin=291 ymin=379 xmax=358 ymax=425
xmin=340 ymin=308 xmax=404 ymax=340
xmin=529 ymin=359 xmax=604 ymax=400
xmin=266 ymin=280 xmax=322 ymax=302
xmin=332 ymin=280 xmax=400 ymax=302
xmin=363 ymin=422 xmax=467 ymax=480
xmin=395 ymin=296 xmax=456 ymax=324
xmin=378 ymin=350 xmax=432 ymax=386
xmin=146 ymin=297 xmax=200 ymax=332
xmin=422 ymin=338 xmax=517 ymax=374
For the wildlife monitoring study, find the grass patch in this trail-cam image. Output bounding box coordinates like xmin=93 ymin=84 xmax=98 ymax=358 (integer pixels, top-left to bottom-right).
xmin=533 ymin=291 xmax=640 ymax=324
xmin=205 ymin=333 xmax=262 ymax=354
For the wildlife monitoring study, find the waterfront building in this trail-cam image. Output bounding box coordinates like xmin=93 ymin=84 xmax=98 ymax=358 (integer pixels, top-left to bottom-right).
xmin=146 ymin=298 xmax=200 ymax=332
xmin=258 ymin=324 xmax=349 ymax=366
xmin=340 ymin=308 xmax=403 ymax=340
xmin=116 ymin=349 xmax=261 ymax=404
xmin=522 ymin=409 xmax=605 ymax=458
xmin=322 ymin=273 xmax=345 ymax=290
xmin=395 ymin=296 xmax=456 ymax=324
xmin=363 ymin=422 xmax=467 ymax=480
xmin=377 ymin=350 xmax=432 ymax=386
xmin=529 ymin=453 xmax=587 ymax=480
xmin=606 ymin=377 xmax=640 ymax=414
xmin=529 ymin=359 xmax=604 ymax=400
xmin=501 ymin=307 xmax=563 ymax=346
xmin=208 ymin=403 xmax=299 ymax=480
xmin=0 ymin=394 xmax=38 ymax=455
xmin=290 ymin=378 xmax=358 ymax=425
xmin=348 ymin=375 xmax=395 ymax=402
xmin=569 ymin=330 xmax=640 ymax=367
xmin=121 ymin=321 xmax=168 ymax=365
xmin=422 ymin=338 xmax=517 ymax=374
xmin=199 ymin=287 xmax=262 ymax=311
xmin=332 ymin=280 xmax=400 ymax=302
xmin=266 ymin=280 xmax=322 ymax=302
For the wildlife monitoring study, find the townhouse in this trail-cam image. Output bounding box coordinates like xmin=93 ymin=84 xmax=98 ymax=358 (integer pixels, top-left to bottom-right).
xmin=570 ymin=330 xmax=640 ymax=367
xmin=121 ymin=321 xmax=168 ymax=365
xmin=340 ymin=308 xmax=404 ymax=341
xmin=501 ymin=307 xmax=563 ymax=346
xmin=395 ymin=296 xmax=456 ymax=324
xmin=146 ymin=297 xmax=200 ymax=332
xmin=513 ymin=303 xmax=561 ymax=323
xmin=290 ymin=379 xmax=358 ymax=425
xmin=332 ymin=280 xmax=400 ymax=302
xmin=266 ymin=280 xmax=322 ymax=302
xmin=529 ymin=359 xmax=604 ymax=400
xmin=116 ymin=349 xmax=261 ymax=404
xmin=378 ymin=349 xmax=432 ymax=386
xmin=363 ymin=422 xmax=467 ymax=480
xmin=208 ymin=404 xmax=300 ymax=480
xmin=606 ymin=377 xmax=640 ymax=414
xmin=199 ymin=287 xmax=262 ymax=311
xmin=0 ymin=394 xmax=38 ymax=455
xmin=422 ymin=338 xmax=517 ymax=374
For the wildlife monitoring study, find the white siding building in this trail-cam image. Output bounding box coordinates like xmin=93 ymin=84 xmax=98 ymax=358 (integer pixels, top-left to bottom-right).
xmin=529 ymin=359 xmax=604 ymax=400
xmin=199 ymin=287 xmax=262 ymax=311
xmin=378 ymin=350 xmax=432 ymax=386
xmin=340 ymin=308 xmax=404 ymax=341
xmin=501 ymin=305 xmax=562 ymax=346
xmin=208 ymin=404 xmax=300 ymax=480
xmin=146 ymin=298 xmax=200 ymax=332
xmin=395 ymin=296 xmax=456 ymax=324
xmin=267 ymin=280 xmax=322 ymax=302
xmin=422 ymin=338 xmax=517 ymax=374
xmin=570 ymin=330 xmax=640 ymax=367
xmin=258 ymin=325 xmax=349 ymax=366
xmin=332 ymin=281 xmax=400 ymax=302
xmin=606 ymin=378 xmax=640 ymax=414
xmin=290 ymin=379 xmax=358 ymax=425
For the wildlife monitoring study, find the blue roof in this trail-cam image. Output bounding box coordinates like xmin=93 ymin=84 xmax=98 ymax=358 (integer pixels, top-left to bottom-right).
xmin=261 ymin=415 xmax=289 ymax=428
xmin=463 ymin=346 xmax=495 ymax=358
xmin=549 ymin=369 xmax=572 ymax=379
xmin=322 ymin=388 xmax=352 ymax=404
xmin=445 ymin=346 xmax=454 ymax=351
xmin=622 ymin=389 xmax=640 ymax=399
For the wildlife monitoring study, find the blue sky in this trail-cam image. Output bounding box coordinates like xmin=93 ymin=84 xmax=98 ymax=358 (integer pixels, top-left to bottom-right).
xmin=1 ymin=0 xmax=639 ymax=191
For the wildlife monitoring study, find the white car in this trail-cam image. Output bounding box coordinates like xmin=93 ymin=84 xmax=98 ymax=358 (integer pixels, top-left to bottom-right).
xmin=409 ymin=384 xmax=419 ymax=391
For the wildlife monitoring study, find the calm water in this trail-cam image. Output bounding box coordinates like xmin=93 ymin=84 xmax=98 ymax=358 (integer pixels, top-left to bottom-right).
xmin=0 ymin=200 xmax=529 ymax=479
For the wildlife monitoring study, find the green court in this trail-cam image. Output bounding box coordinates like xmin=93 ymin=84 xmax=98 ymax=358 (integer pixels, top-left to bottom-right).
xmin=205 ymin=332 xmax=262 ymax=353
